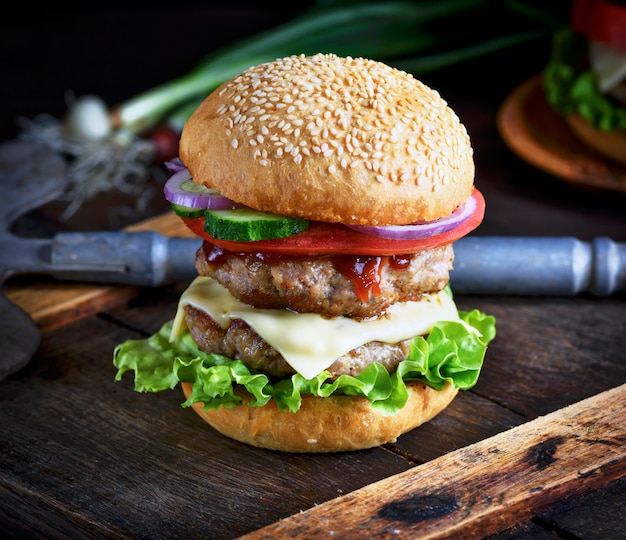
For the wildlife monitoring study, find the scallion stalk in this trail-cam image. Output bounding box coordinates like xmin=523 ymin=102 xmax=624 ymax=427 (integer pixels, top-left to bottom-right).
xmin=115 ymin=0 xmax=492 ymax=134
xmin=115 ymin=0 xmax=566 ymax=135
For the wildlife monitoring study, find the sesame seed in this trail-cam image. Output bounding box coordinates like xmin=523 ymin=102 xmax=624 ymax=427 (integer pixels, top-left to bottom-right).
xmin=211 ymin=53 xmax=469 ymax=181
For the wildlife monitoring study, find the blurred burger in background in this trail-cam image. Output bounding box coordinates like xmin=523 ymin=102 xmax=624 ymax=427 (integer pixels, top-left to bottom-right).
xmin=543 ymin=0 xmax=626 ymax=166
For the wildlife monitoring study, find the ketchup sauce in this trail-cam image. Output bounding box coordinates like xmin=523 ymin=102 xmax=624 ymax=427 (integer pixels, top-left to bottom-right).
xmin=333 ymin=256 xmax=382 ymax=301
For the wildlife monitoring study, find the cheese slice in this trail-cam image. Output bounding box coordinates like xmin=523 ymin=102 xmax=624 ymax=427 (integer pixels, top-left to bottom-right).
xmin=171 ymin=276 xmax=462 ymax=380
xmin=590 ymin=40 xmax=626 ymax=93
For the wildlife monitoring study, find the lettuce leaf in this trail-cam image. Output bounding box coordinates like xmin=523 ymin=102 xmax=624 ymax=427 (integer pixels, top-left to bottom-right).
xmin=113 ymin=308 xmax=495 ymax=416
xmin=542 ymin=28 xmax=626 ymax=131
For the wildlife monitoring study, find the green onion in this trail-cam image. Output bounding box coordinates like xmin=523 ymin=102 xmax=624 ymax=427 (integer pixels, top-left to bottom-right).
xmin=115 ymin=0 xmax=567 ymax=135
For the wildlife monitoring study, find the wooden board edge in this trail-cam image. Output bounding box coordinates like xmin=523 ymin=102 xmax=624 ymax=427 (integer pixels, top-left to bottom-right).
xmin=242 ymin=384 xmax=626 ymax=540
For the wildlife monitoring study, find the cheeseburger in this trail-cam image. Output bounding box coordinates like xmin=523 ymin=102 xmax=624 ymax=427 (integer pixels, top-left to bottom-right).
xmin=114 ymin=54 xmax=495 ymax=453
xmin=543 ymin=0 xmax=626 ymax=166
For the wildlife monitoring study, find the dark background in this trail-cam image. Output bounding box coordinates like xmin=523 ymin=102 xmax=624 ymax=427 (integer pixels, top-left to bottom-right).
xmin=1 ymin=4 xmax=316 ymax=142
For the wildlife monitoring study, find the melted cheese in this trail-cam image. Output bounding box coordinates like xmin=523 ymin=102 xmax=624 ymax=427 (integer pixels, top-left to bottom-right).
xmin=171 ymin=276 xmax=462 ymax=380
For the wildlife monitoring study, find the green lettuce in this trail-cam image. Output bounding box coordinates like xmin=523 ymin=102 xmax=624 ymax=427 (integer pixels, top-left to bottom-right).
xmin=542 ymin=28 xmax=626 ymax=131
xmin=113 ymin=305 xmax=495 ymax=416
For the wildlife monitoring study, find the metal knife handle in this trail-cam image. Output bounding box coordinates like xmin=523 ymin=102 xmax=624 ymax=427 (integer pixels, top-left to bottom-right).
xmin=51 ymin=231 xmax=200 ymax=286
xmin=50 ymin=232 xmax=625 ymax=296
xmin=450 ymin=236 xmax=626 ymax=296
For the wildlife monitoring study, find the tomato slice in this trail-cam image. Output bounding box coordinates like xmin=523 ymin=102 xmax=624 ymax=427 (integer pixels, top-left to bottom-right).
xmin=181 ymin=188 xmax=485 ymax=256
xmin=571 ymin=0 xmax=626 ymax=51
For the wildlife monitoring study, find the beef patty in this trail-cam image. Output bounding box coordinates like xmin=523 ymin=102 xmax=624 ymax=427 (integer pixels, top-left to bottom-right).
xmin=195 ymin=241 xmax=453 ymax=319
xmin=184 ymin=304 xmax=414 ymax=379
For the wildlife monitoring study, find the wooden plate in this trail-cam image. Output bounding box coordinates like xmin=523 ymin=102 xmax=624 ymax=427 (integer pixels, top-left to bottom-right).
xmin=497 ymin=74 xmax=626 ymax=194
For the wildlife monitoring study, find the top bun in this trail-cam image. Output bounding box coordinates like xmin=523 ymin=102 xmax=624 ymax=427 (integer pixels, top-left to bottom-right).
xmin=180 ymin=54 xmax=475 ymax=225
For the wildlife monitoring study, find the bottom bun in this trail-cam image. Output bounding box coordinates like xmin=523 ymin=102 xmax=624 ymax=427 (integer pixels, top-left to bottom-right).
xmin=566 ymin=114 xmax=626 ymax=167
xmin=181 ymin=381 xmax=458 ymax=453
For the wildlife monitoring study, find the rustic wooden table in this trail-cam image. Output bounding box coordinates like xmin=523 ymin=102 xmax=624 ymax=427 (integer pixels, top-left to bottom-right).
xmin=1 ymin=5 xmax=625 ymax=539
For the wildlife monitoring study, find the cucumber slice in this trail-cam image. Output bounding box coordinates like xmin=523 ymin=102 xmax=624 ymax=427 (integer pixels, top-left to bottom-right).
xmin=171 ymin=203 xmax=205 ymax=218
xmin=204 ymin=208 xmax=309 ymax=242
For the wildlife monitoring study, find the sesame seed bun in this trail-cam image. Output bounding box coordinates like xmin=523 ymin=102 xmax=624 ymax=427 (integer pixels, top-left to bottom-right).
xmin=180 ymin=53 xmax=475 ymax=226
xmin=181 ymin=381 xmax=458 ymax=453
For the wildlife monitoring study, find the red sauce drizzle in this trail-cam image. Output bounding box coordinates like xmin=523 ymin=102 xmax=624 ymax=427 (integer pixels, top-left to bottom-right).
xmin=204 ymin=242 xmax=228 ymax=263
xmin=333 ymin=256 xmax=383 ymax=302
xmin=389 ymin=254 xmax=411 ymax=270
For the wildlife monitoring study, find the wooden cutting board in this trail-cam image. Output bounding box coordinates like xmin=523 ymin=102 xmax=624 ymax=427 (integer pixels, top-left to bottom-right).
xmin=5 ymin=211 xmax=194 ymax=334
xmin=243 ymin=383 xmax=626 ymax=539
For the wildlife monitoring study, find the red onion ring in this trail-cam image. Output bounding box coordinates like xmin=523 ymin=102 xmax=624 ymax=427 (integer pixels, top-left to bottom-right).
xmin=346 ymin=193 xmax=478 ymax=240
xmin=163 ymin=168 xmax=237 ymax=210
xmin=164 ymin=157 xmax=186 ymax=172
